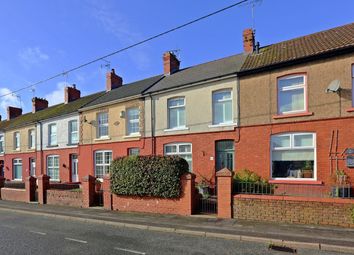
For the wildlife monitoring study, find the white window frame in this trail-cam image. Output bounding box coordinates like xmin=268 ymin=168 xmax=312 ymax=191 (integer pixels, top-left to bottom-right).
xmin=0 ymin=135 xmax=4 ymax=154
xmin=128 ymin=148 xmax=140 ymax=156
xmin=28 ymin=129 xmax=35 ymax=149
xmin=277 ymin=74 xmax=307 ymax=115
xmin=30 ymin=158 xmax=36 ymax=177
xmin=14 ymin=132 xmax=20 ymax=150
xmin=68 ymin=120 xmax=78 ymax=145
xmin=97 ymin=112 xmax=109 ymax=138
xmin=164 ymin=143 xmax=192 ymax=171
xmin=126 ymin=107 xmax=140 ymax=136
xmin=47 ymin=155 xmax=60 ymax=181
xmin=13 ymin=158 xmax=22 ymax=181
xmin=270 ymin=132 xmax=316 ymax=180
xmin=167 ymin=97 xmax=186 ymax=129
xmin=48 ymin=123 xmax=57 ymax=146
xmin=212 ymin=89 xmax=233 ymax=125
xmin=94 ymin=150 xmax=112 ymax=179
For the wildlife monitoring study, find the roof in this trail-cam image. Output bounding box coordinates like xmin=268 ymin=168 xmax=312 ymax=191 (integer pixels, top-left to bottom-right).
xmin=144 ymin=53 xmax=247 ymax=94
xmin=0 ymin=91 xmax=104 ymax=131
xmin=241 ymin=22 xmax=354 ymax=73
xmin=83 ymin=75 xmax=163 ymax=109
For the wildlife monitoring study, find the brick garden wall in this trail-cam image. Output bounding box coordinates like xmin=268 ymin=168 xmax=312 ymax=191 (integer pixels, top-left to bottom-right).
xmin=0 ymin=188 xmax=27 ymax=202
xmin=46 ymin=189 xmax=83 ymax=207
xmin=233 ymin=195 xmax=354 ymax=228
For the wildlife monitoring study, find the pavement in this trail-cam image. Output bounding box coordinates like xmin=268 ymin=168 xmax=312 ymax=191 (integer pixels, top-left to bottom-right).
xmin=0 ymin=200 xmax=353 ymax=254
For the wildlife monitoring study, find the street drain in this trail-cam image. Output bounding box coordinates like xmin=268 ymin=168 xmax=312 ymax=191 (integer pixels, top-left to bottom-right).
xmin=268 ymin=244 xmax=297 ymax=253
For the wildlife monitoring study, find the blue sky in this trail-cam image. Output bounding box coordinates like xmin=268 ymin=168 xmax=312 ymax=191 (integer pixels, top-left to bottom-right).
xmin=0 ymin=0 xmax=353 ymax=117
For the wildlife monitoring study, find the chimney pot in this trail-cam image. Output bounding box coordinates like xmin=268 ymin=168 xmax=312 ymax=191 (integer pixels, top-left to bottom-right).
xmin=243 ymin=28 xmax=255 ymax=53
xmin=7 ymin=106 xmax=22 ymax=120
xmin=106 ymin=69 xmax=123 ymax=92
xmin=163 ymin=51 xmax=180 ymax=75
xmin=32 ymin=97 xmax=48 ymax=113
xmin=65 ymin=85 xmax=81 ymax=104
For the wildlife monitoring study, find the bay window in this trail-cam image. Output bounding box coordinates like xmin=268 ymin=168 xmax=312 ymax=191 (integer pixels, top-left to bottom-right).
xmin=271 ymin=133 xmax=316 ymax=179
xmin=47 ymin=155 xmax=59 ymax=181
xmin=126 ymin=108 xmax=140 ymax=135
xmin=164 ymin=143 xmax=192 ymax=171
xmin=212 ymin=90 xmax=232 ymax=125
xmin=95 ymin=150 xmax=112 ymax=178
xmin=277 ymin=74 xmax=306 ymax=114
xmin=97 ymin=112 xmax=109 ymax=138
xmin=168 ymin=97 xmax=186 ymax=129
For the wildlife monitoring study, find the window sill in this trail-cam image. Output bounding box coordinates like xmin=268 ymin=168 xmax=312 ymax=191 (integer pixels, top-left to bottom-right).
xmin=123 ymin=134 xmax=141 ymax=139
xmin=66 ymin=143 xmax=79 ymax=146
xmin=208 ymin=123 xmax=238 ymax=128
xmin=272 ymin=112 xmax=313 ymax=119
xmin=46 ymin=145 xmax=59 ymax=148
xmin=13 ymin=149 xmax=21 ymax=152
xmin=269 ymin=180 xmax=323 ymax=185
xmin=346 ymin=107 xmax=354 ymax=112
xmin=164 ymin=127 xmax=189 ymax=132
xmin=94 ymin=137 xmax=111 ymax=142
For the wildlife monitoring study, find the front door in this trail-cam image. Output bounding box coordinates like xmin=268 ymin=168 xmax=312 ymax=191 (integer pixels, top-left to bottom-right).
xmin=71 ymin=154 xmax=79 ymax=182
xmin=215 ymin=140 xmax=234 ymax=171
xmin=30 ymin=158 xmax=36 ymax=176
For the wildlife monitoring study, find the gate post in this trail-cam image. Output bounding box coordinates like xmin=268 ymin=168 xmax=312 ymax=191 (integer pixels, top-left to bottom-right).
xmin=82 ymin=175 xmax=96 ymax=208
xmin=38 ymin=175 xmax=50 ymax=204
xmin=0 ymin=176 xmax=5 ymax=199
xmin=216 ymin=168 xmax=233 ymax=219
xmin=25 ymin=176 xmax=37 ymax=202
xmin=103 ymin=175 xmax=112 ymax=210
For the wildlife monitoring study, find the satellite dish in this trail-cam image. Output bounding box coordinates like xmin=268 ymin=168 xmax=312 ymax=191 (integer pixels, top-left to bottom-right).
xmin=325 ymin=80 xmax=341 ymax=93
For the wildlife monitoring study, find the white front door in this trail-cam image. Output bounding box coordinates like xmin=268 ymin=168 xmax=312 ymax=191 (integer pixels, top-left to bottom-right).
xmin=30 ymin=158 xmax=36 ymax=176
xmin=71 ymin=154 xmax=79 ymax=182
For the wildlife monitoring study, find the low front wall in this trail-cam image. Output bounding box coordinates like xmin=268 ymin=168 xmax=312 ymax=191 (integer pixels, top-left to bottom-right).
xmin=47 ymin=189 xmax=83 ymax=207
xmin=233 ymin=194 xmax=354 ymax=228
xmin=0 ymin=188 xmax=27 ymax=202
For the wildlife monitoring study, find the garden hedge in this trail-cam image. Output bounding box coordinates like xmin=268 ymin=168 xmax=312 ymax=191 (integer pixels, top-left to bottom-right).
xmin=110 ymin=156 xmax=189 ymax=198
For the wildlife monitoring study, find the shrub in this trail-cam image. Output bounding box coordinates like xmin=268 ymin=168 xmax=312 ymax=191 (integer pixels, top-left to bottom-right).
xmin=234 ymin=169 xmax=266 ymax=183
xmin=110 ymin=155 xmax=189 ymax=198
xmin=233 ymin=169 xmax=275 ymax=195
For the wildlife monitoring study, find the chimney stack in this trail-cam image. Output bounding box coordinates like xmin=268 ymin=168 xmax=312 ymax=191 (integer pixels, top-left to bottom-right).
xmin=32 ymin=97 xmax=48 ymax=113
xmin=7 ymin=106 xmax=22 ymax=120
xmin=243 ymin=28 xmax=255 ymax=53
xmin=106 ymin=69 xmax=123 ymax=92
xmin=163 ymin=51 xmax=180 ymax=75
xmin=65 ymin=84 xmax=81 ymax=104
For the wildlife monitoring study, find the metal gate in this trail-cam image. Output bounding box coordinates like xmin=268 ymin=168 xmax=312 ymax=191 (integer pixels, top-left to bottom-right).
xmin=197 ymin=184 xmax=217 ymax=214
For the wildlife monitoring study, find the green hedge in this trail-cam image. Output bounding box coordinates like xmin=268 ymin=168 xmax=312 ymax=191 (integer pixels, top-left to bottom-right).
xmin=110 ymin=156 xmax=189 ymax=198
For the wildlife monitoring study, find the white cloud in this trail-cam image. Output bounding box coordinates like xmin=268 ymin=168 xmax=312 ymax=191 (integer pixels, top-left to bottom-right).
xmin=18 ymin=47 xmax=49 ymax=68
xmin=0 ymin=88 xmax=21 ymax=117
xmin=44 ymin=82 xmax=67 ymax=106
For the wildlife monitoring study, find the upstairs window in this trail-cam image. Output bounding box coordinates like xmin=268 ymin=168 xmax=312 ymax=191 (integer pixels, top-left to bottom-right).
xmin=212 ymin=90 xmax=232 ymax=125
xmin=14 ymin=132 xmax=20 ymax=150
xmin=48 ymin=124 xmax=57 ymax=146
xmin=97 ymin=112 xmax=109 ymax=138
xmin=278 ymin=74 xmax=306 ymax=114
xmin=0 ymin=135 xmax=4 ymax=153
xmin=69 ymin=120 xmax=78 ymax=144
xmin=28 ymin=129 xmax=35 ymax=149
xmin=126 ymin=108 xmax=140 ymax=135
xmin=168 ymin=97 xmax=186 ymax=129
xmin=271 ymin=133 xmax=316 ymax=180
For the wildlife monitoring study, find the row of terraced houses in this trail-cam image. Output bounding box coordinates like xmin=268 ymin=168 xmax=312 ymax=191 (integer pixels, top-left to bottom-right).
xmin=0 ymin=23 xmax=353 ymax=195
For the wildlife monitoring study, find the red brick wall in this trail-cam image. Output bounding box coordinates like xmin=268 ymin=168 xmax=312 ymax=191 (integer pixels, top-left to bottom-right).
xmin=233 ymin=194 xmax=354 ymax=228
xmin=106 ymin=173 xmax=195 ymax=216
xmin=46 ymin=190 xmax=83 ymax=207
xmin=0 ymin=188 xmax=27 ymax=202
xmin=235 ymin=117 xmax=354 ymax=187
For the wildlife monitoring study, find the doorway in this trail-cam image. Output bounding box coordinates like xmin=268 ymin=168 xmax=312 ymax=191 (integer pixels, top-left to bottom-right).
xmin=29 ymin=158 xmax=36 ymax=176
xmin=215 ymin=140 xmax=234 ymax=171
xmin=71 ymin=154 xmax=79 ymax=182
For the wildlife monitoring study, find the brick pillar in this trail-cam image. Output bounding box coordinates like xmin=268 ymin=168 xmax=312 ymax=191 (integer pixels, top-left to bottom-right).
xmin=0 ymin=176 xmax=5 ymax=199
xmin=216 ymin=168 xmax=233 ymax=219
xmin=25 ymin=176 xmax=37 ymax=202
xmin=82 ymin=175 xmax=96 ymax=208
xmin=103 ymin=175 xmax=112 ymax=210
xmin=180 ymin=173 xmax=196 ymax=215
xmin=37 ymin=175 xmax=50 ymax=204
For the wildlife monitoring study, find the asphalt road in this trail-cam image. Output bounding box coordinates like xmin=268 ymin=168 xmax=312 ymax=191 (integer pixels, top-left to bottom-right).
xmin=0 ymin=210 xmax=345 ymax=255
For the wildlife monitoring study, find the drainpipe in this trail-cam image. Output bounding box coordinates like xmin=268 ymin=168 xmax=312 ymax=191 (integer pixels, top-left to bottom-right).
xmin=149 ymin=93 xmax=156 ymax=155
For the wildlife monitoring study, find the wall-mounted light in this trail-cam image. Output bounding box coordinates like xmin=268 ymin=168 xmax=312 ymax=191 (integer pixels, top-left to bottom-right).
xmin=120 ymin=111 xmax=125 ymax=118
